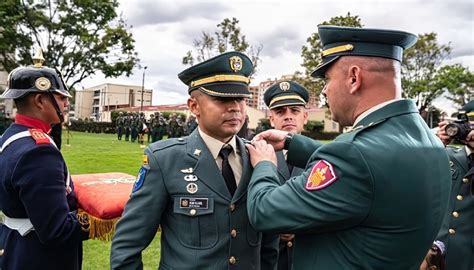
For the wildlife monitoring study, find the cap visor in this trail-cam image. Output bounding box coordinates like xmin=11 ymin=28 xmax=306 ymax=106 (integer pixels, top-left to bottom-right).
xmin=193 ymin=82 xmax=251 ymax=98
xmin=310 ymin=56 xmax=340 ymax=78
xmin=269 ymin=100 xmax=306 ymax=110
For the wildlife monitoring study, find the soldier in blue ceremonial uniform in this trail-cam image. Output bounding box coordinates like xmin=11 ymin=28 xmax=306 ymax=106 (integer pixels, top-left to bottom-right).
xmin=263 ymin=80 xmax=309 ymax=270
xmin=245 ymin=26 xmax=451 ymax=269
xmin=434 ymin=100 xmax=474 ymax=270
xmin=111 ymin=51 xmax=278 ymax=270
xmin=0 ymin=49 xmax=88 ymax=270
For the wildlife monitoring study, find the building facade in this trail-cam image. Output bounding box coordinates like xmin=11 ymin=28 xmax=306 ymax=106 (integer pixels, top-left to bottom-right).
xmin=74 ymin=83 xmax=152 ymax=121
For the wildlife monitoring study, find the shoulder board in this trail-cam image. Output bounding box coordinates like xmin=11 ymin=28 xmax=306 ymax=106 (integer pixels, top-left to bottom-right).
xmin=340 ymin=118 xmax=387 ymax=142
xmin=28 ymin=128 xmax=51 ymax=145
xmin=446 ymin=145 xmax=463 ymax=152
xmin=149 ymin=137 xmax=187 ymax=152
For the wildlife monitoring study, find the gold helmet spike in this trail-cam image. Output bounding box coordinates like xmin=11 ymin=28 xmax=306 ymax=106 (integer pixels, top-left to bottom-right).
xmin=32 ymin=47 xmax=45 ymax=68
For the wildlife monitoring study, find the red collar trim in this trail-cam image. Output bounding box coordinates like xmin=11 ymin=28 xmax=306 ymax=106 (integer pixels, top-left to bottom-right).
xmin=15 ymin=114 xmax=51 ymax=134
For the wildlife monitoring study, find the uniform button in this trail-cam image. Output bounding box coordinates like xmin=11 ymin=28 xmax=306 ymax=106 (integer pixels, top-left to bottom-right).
xmin=448 ymin=229 xmax=455 ymax=235
xmin=287 ymin=241 xmax=293 ymax=248
xmin=229 ymin=204 xmax=235 ymax=212
xmin=229 ymin=256 xmax=236 ymax=265
xmin=452 ymin=211 xmax=459 ymax=218
xmin=456 ymin=195 xmax=463 ymax=201
xmin=230 ymin=229 xmax=237 ymax=238
xmin=189 ymin=209 xmax=197 ymax=216
xmin=0 ymin=249 xmax=3 ymax=256
xmin=462 ymin=178 xmax=469 ymax=184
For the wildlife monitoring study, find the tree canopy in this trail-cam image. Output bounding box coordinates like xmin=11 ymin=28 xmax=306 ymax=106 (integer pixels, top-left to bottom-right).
xmin=0 ymin=0 xmax=139 ymax=92
xmin=182 ymin=17 xmax=263 ymax=76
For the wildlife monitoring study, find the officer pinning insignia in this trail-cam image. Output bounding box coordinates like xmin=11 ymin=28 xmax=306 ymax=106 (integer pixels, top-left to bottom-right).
xmin=28 ymin=128 xmax=51 ymax=145
xmin=179 ymin=197 xmax=209 ymax=209
xmin=193 ymin=149 xmax=201 ymax=156
xmin=181 ymin=167 xmax=194 ymax=173
xmin=132 ymin=167 xmax=147 ymax=193
xmin=186 ymin=183 xmax=198 ymax=194
xmin=306 ymin=160 xmax=337 ymax=191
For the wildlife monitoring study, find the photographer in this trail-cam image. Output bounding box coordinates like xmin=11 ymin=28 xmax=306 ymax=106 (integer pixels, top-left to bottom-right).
xmin=434 ymin=100 xmax=473 ymax=270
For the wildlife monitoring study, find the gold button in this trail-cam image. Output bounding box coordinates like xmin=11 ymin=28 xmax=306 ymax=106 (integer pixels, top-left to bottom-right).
xmin=462 ymin=178 xmax=469 ymax=184
xmin=448 ymin=229 xmax=455 ymax=235
xmin=0 ymin=249 xmax=3 ymax=256
xmin=452 ymin=211 xmax=459 ymax=218
xmin=189 ymin=209 xmax=197 ymax=216
xmin=287 ymin=241 xmax=293 ymax=248
xmin=456 ymin=195 xmax=463 ymax=201
xmin=229 ymin=256 xmax=236 ymax=265
xmin=230 ymin=229 xmax=237 ymax=238
xmin=229 ymin=204 xmax=235 ymax=212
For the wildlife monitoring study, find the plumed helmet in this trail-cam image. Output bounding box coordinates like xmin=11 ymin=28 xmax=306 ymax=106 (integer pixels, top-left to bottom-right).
xmin=0 ymin=48 xmax=72 ymax=99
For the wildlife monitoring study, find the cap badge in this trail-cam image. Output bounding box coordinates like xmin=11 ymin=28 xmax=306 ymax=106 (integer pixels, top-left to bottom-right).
xmin=229 ymin=56 xmax=243 ymax=72
xmin=279 ymin=82 xmax=290 ymax=91
xmin=35 ymin=77 xmax=51 ymax=91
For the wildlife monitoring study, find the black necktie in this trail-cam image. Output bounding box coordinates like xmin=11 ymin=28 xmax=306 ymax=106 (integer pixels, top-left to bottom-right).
xmin=469 ymin=154 xmax=474 ymax=169
xmin=219 ymin=146 xmax=237 ymax=196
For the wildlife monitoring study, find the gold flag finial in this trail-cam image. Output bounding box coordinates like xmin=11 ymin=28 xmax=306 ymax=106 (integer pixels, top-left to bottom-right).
xmin=32 ymin=47 xmax=45 ymax=68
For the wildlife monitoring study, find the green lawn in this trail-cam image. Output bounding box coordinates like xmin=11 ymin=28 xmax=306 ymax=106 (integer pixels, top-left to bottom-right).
xmin=61 ymin=131 xmax=161 ymax=270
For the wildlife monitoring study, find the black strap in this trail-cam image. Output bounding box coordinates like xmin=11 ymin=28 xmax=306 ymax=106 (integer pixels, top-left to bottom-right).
xmin=219 ymin=146 xmax=237 ymax=196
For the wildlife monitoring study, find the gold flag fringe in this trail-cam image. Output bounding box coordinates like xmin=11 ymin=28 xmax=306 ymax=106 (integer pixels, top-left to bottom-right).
xmin=77 ymin=208 xmax=120 ymax=241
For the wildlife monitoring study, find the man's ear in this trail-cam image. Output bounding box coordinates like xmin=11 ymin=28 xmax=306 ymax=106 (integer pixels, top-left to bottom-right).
xmin=303 ymin=111 xmax=309 ymax=125
xmin=187 ymin=97 xmax=199 ymax=116
xmin=348 ymin=65 xmax=362 ymax=94
xmin=269 ymin=114 xmax=275 ymax=128
xmin=32 ymin=93 xmax=46 ymax=110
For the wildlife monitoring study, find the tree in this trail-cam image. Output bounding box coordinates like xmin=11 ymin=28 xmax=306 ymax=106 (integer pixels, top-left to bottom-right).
xmin=182 ymin=17 xmax=263 ymax=76
xmin=0 ymin=0 xmax=139 ymax=96
xmin=299 ymin=12 xmax=363 ymax=97
xmin=401 ymin=33 xmax=452 ymax=113
xmin=434 ymin=64 xmax=474 ymax=107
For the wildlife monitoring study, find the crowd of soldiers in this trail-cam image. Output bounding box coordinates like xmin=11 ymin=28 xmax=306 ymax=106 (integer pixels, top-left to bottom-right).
xmin=115 ymin=111 xmax=198 ymax=143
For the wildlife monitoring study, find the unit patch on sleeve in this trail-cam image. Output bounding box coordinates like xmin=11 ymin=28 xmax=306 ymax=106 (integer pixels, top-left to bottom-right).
xmin=132 ymin=166 xmax=147 ymax=193
xmin=306 ymin=160 xmax=337 ymax=191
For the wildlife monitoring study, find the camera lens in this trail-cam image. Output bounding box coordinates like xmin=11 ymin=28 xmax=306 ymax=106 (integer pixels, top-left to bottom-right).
xmin=445 ymin=124 xmax=459 ymax=137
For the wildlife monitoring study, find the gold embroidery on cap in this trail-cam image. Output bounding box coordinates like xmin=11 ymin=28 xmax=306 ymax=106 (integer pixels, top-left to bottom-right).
xmin=229 ymin=56 xmax=243 ymax=72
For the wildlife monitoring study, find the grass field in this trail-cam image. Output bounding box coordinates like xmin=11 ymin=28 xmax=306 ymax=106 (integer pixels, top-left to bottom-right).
xmin=61 ymin=131 xmax=161 ymax=269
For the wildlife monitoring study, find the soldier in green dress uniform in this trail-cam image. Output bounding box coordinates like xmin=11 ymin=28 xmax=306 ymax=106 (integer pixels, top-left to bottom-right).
xmin=434 ymin=100 xmax=474 ymax=270
xmin=110 ymin=51 xmax=278 ymax=269
xmin=263 ymin=80 xmax=309 ymax=270
xmin=245 ymin=26 xmax=451 ymax=270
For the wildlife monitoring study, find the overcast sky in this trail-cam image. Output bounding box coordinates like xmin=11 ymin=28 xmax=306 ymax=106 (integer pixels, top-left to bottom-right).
xmin=80 ymin=0 xmax=474 ymax=107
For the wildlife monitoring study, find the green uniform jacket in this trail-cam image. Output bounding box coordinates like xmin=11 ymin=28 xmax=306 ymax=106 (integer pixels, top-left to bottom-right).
xmin=111 ymin=129 xmax=278 ymax=270
xmin=275 ymin=152 xmax=304 ymax=270
xmin=437 ymin=147 xmax=474 ymax=270
xmin=247 ymin=99 xmax=451 ymax=270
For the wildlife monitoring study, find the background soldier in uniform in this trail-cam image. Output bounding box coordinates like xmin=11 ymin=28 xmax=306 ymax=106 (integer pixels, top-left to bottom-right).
xmin=124 ymin=112 xmax=132 ymax=141
xmin=0 ymin=49 xmax=88 ymax=270
xmin=263 ymin=80 xmax=309 ymax=270
xmin=130 ymin=112 xmax=139 ymax=143
xmin=184 ymin=115 xmax=198 ymax=136
xmin=246 ymin=26 xmax=450 ymax=269
xmin=434 ymin=100 xmax=474 ymax=270
xmin=111 ymin=51 xmax=278 ymax=269
xmin=116 ymin=111 xmax=125 ymax=140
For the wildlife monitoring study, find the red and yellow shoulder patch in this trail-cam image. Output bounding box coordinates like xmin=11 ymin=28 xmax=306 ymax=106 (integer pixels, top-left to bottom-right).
xmin=28 ymin=128 xmax=51 ymax=145
xmin=306 ymin=160 xmax=337 ymax=191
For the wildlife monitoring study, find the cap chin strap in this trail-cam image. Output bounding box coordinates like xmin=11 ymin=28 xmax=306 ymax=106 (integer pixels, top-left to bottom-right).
xmin=46 ymin=91 xmax=64 ymax=123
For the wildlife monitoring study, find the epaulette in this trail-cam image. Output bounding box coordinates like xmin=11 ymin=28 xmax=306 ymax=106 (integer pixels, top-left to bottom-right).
xmin=28 ymin=128 xmax=51 ymax=145
xmin=149 ymin=137 xmax=187 ymax=152
xmin=341 ymin=118 xmax=387 ymax=142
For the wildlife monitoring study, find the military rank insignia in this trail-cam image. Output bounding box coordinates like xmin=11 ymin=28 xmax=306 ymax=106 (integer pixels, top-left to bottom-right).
xmin=306 ymin=160 xmax=337 ymax=191
xmin=29 ymin=128 xmax=51 ymax=145
xmin=132 ymin=167 xmax=147 ymax=193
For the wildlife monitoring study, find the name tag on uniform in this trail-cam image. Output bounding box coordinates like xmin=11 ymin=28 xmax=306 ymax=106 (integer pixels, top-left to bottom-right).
xmin=179 ymin=197 xmax=209 ymax=209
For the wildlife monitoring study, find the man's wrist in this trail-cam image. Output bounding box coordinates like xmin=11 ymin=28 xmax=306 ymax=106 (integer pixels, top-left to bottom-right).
xmin=283 ymin=133 xmax=294 ymax=150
